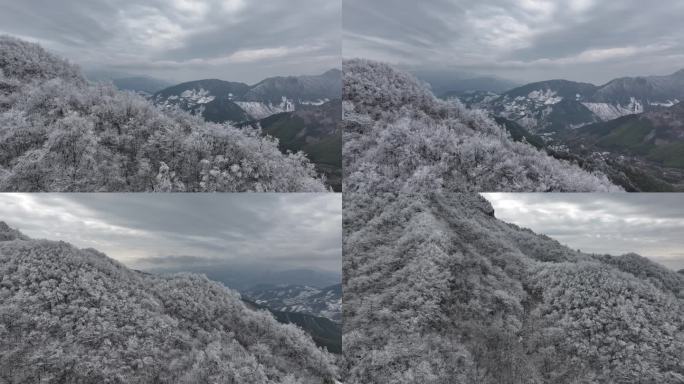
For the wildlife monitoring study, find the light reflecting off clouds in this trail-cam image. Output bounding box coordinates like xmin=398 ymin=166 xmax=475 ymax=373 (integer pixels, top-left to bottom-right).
xmin=482 ymin=193 xmax=684 ymax=270
xmin=0 ymin=194 xmax=342 ymax=273
xmin=344 ymin=0 xmax=684 ymax=84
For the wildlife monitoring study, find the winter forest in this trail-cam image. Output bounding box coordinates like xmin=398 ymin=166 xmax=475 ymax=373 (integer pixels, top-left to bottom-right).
xmin=343 ymin=59 xmax=621 ymax=193
xmin=0 ymin=36 xmax=327 ymax=192
xmin=342 ymin=193 xmax=684 ymax=383
xmin=0 ymin=222 xmax=339 ymax=383
xmin=3 ymin=0 xmax=684 ymax=381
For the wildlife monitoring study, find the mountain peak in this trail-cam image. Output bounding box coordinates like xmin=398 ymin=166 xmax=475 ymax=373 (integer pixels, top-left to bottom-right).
xmin=0 ymin=221 xmax=28 ymax=241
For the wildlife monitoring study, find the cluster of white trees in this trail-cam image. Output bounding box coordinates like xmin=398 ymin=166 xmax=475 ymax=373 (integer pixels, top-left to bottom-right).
xmin=342 ymin=193 xmax=684 ymax=383
xmin=0 ymin=36 xmax=326 ymax=192
xmin=343 ymin=59 xmax=621 ymax=192
xmin=0 ymin=222 xmax=338 ymax=383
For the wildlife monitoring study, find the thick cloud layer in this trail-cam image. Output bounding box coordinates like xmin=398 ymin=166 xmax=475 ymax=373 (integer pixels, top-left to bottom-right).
xmin=0 ymin=0 xmax=341 ymax=83
xmin=344 ymin=0 xmax=684 ymax=84
xmin=482 ymin=193 xmax=684 ymax=270
xmin=0 ymin=194 xmax=341 ymax=273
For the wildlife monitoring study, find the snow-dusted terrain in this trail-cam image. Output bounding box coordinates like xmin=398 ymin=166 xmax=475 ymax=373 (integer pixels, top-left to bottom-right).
xmin=245 ymin=284 xmax=342 ymax=323
xmin=343 ymin=193 xmax=684 ymax=383
xmin=582 ymin=97 xmax=644 ymax=121
xmin=236 ymin=96 xmax=295 ymax=120
xmin=0 ymin=221 xmax=339 ymax=383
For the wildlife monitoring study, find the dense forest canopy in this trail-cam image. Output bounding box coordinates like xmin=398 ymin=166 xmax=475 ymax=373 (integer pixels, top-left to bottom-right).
xmin=0 ymin=36 xmax=326 ymax=192
xmin=343 ymin=193 xmax=684 ymax=383
xmin=0 ymin=221 xmax=338 ymax=383
xmin=343 ymin=59 xmax=621 ymax=193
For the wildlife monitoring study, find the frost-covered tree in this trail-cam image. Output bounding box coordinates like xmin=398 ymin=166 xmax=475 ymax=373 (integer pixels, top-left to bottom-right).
xmin=0 ymin=36 xmax=326 ymax=192
xmin=0 ymin=221 xmax=338 ymax=383
xmin=343 ymin=193 xmax=684 ymax=383
xmin=343 ymin=59 xmax=621 ymax=192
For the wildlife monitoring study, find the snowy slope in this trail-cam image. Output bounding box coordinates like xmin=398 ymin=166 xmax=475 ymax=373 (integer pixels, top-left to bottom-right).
xmin=245 ymin=284 xmax=342 ymax=322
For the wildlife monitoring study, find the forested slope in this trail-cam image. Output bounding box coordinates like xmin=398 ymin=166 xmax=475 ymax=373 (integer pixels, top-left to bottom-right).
xmin=343 ymin=193 xmax=684 ymax=383
xmin=0 ymin=36 xmax=326 ymax=192
xmin=0 ymin=222 xmax=338 ymax=383
xmin=343 ymin=59 xmax=620 ymax=192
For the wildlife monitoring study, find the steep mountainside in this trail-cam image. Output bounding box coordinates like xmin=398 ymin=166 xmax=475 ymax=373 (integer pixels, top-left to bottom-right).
xmin=567 ymin=102 xmax=684 ymax=169
xmin=249 ymin=100 xmax=342 ymax=191
xmin=243 ymin=299 xmax=342 ymax=354
xmin=244 ymin=69 xmax=342 ymax=104
xmin=153 ymin=70 xmax=342 ymax=123
xmin=343 ymin=193 xmax=684 ymax=384
xmin=245 ymin=284 xmax=342 ymax=323
xmin=343 ymin=59 xmax=620 ymax=192
xmin=481 ymin=69 xmax=684 ymax=133
xmin=153 ymin=79 xmax=251 ymax=123
xmin=0 ymin=36 xmax=326 ymax=192
xmin=0 ymin=222 xmax=338 ymax=383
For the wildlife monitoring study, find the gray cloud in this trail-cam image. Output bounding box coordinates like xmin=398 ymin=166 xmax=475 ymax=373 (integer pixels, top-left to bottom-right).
xmin=0 ymin=0 xmax=341 ymax=83
xmin=0 ymin=194 xmax=342 ymax=274
xmin=344 ymin=0 xmax=684 ymax=84
xmin=482 ymin=193 xmax=684 ymax=270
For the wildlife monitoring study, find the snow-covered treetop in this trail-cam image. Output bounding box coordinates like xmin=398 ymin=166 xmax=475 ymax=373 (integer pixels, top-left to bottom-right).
xmin=0 ymin=35 xmax=83 ymax=84
xmin=343 ymin=59 xmax=622 ymax=193
xmin=0 ymin=37 xmax=327 ymax=192
xmin=343 ymin=192 xmax=683 ymax=383
xmin=0 ymin=222 xmax=338 ymax=383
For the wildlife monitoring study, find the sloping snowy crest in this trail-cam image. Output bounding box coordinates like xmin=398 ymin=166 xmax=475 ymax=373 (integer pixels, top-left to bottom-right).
xmin=343 ymin=193 xmax=684 ymax=383
xmin=0 ymin=222 xmax=338 ymax=383
xmin=343 ymin=59 xmax=621 ymax=192
xmin=0 ymin=36 xmax=326 ymax=192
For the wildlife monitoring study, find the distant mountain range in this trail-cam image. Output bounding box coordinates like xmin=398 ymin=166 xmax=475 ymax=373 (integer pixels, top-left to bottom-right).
xmin=143 ymin=264 xmax=341 ymax=292
xmin=441 ymin=68 xmax=684 ymax=191
xmin=463 ymin=69 xmax=684 ymax=134
xmin=84 ymin=70 xmax=173 ymax=94
xmin=152 ymin=69 xmax=342 ymax=123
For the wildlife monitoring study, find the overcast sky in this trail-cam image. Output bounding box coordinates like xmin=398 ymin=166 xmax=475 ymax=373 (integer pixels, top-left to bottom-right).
xmin=482 ymin=193 xmax=684 ymax=270
xmin=0 ymin=0 xmax=340 ymax=83
xmin=0 ymin=194 xmax=341 ymax=273
xmin=344 ymin=0 xmax=684 ymax=84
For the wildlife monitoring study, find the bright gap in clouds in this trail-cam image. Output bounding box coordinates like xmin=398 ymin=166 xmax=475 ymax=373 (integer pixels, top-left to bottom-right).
xmin=0 ymin=193 xmax=342 ymax=273
xmin=0 ymin=0 xmax=340 ymax=83
xmin=481 ymin=193 xmax=684 ymax=270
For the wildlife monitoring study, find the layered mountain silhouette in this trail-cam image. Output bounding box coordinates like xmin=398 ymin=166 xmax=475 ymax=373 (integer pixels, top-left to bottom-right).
xmin=343 ymin=193 xmax=684 ymax=383
xmin=471 ymin=69 xmax=684 ymax=134
xmin=153 ymin=69 xmax=341 ymax=123
xmin=0 ymin=221 xmax=338 ymax=383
